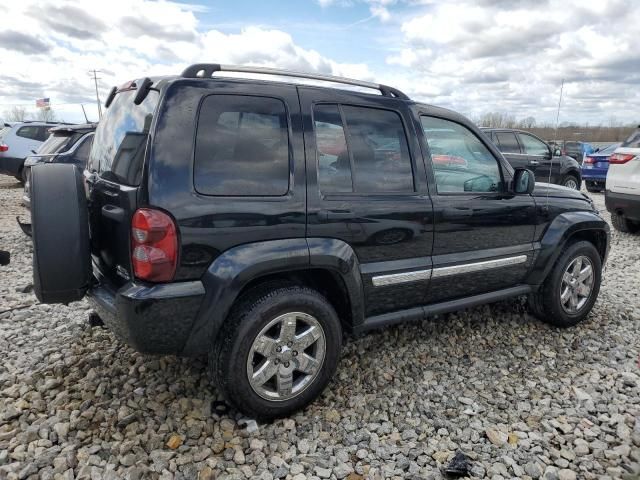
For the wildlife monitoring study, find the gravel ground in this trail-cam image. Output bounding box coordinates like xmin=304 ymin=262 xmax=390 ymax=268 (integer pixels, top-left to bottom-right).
xmin=0 ymin=174 xmax=638 ymax=480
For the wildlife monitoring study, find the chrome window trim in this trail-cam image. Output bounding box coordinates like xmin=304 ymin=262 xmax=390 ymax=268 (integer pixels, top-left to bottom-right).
xmin=371 ymin=255 xmax=528 ymax=286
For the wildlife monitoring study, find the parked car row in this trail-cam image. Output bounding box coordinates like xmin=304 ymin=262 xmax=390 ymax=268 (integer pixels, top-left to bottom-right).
xmin=0 ymin=121 xmax=72 ymax=182
xmin=27 ymin=64 xmax=612 ymax=418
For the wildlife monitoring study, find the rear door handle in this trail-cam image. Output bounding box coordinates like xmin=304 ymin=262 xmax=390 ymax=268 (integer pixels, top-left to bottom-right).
xmin=318 ymin=209 xmax=353 ymax=221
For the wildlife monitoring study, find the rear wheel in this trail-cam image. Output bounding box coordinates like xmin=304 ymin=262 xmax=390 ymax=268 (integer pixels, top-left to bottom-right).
xmin=31 ymin=164 xmax=91 ymax=304
xmin=611 ymin=212 xmax=639 ymax=233
xmin=528 ymin=241 xmax=601 ymax=327
xmin=209 ymin=284 xmax=342 ymax=419
xmin=561 ymin=174 xmax=580 ymax=190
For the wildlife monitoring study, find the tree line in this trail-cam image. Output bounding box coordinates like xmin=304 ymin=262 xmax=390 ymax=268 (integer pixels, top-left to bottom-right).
xmin=1 ymin=106 xmax=58 ymax=124
xmin=474 ymin=112 xmax=637 ymax=143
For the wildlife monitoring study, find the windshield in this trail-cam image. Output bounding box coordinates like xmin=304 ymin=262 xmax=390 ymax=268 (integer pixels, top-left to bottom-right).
xmin=622 ymin=129 xmax=640 ymax=148
xmin=37 ymin=132 xmax=76 ymax=155
xmin=88 ymin=88 xmax=158 ymax=185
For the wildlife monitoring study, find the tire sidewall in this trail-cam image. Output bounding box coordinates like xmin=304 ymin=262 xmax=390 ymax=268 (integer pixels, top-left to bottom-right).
xmin=544 ymin=241 xmax=602 ymax=327
xmin=214 ymin=288 xmax=342 ymax=419
xmin=563 ymin=174 xmax=579 ymax=190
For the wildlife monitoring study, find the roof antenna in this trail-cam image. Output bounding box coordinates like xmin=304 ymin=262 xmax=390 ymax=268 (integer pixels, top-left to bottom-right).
xmin=547 ymin=79 xmax=564 ymax=211
xmin=80 ymin=104 xmax=89 ymax=124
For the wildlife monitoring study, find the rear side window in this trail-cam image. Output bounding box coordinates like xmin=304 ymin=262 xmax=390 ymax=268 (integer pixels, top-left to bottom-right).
xmin=313 ymin=104 xmax=414 ymax=194
xmin=494 ymin=132 xmax=521 ymax=153
xmin=622 ymin=129 xmax=640 ymax=148
xmin=16 ymin=126 xmax=44 ymax=141
xmin=195 ymin=95 xmax=290 ymax=196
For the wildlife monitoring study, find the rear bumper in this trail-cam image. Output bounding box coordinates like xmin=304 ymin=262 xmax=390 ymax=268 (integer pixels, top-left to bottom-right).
xmin=87 ymin=270 xmax=206 ymax=355
xmin=605 ymin=190 xmax=640 ymax=221
xmin=0 ymin=156 xmax=24 ymax=176
xmin=580 ymin=168 xmax=607 ymax=182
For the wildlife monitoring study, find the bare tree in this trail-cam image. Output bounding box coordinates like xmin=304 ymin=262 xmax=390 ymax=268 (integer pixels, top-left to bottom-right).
xmin=3 ymin=106 xmax=29 ymax=122
xmin=35 ymin=107 xmax=57 ymax=122
xmin=518 ymin=116 xmax=537 ymax=129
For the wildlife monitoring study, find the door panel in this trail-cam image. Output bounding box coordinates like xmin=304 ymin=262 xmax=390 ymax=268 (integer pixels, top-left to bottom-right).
xmin=419 ymin=117 xmax=536 ymax=303
xmin=299 ymin=87 xmax=434 ymax=316
xmin=518 ymin=132 xmax=559 ymax=183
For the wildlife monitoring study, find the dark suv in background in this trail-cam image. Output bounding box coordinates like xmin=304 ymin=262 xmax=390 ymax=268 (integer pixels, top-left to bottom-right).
xmin=30 ymin=64 xmax=609 ymax=418
xmin=483 ymin=128 xmax=582 ymax=189
xmin=23 ymin=123 xmax=96 ymax=208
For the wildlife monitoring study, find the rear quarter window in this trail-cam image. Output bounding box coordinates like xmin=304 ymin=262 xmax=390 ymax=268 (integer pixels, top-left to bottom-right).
xmin=194 ymin=95 xmax=290 ymax=196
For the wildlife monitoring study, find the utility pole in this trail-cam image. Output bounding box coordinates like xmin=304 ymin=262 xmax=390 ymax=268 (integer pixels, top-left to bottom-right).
xmin=90 ymin=69 xmax=102 ymax=120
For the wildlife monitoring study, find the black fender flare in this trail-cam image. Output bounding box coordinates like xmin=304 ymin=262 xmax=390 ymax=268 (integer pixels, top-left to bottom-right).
xmin=526 ymin=211 xmax=610 ymax=285
xmin=181 ymin=238 xmax=363 ymax=356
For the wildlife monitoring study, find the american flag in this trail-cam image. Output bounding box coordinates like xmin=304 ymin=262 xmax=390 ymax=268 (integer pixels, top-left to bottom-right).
xmin=35 ymin=98 xmax=50 ymax=108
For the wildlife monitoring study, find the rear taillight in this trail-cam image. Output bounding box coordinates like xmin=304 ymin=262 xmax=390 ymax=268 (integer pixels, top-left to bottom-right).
xmin=583 ymin=156 xmax=594 ymax=164
xmin=609 ymin=153 xmax=636 ymax=164
xmin=131 ymin=208 xmax=178 ymax=282
xmin=0 ymin=144 xmax=8 ymax=152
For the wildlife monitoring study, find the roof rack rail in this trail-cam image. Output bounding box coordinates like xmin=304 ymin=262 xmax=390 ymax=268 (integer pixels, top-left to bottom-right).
xmin=181 ymin=63 xmax=410 ymax=100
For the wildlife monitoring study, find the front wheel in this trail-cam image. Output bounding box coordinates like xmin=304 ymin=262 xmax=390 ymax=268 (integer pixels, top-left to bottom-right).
xmin=209 ymin=284 xmax=342 ymax=419
xmin=611 ymin=212 xmax=639 ymax=233
xmin=561 ymin=174 xmax=580 ymax=190
xmin=528 ymin=241 xmax=601 ymax=327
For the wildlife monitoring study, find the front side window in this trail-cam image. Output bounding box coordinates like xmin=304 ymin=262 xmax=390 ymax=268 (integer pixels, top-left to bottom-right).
xmin=195 ymin=95 xmax=290 ymax=196
xmin=422 ymin=116 xmax=502 ymax=194
xmin=519 ymin=134 xmax=549 ymax=156
xmin=495 ymin=131 xmax=521 ymax=153
xmin=314 ymin=104 xmax=414 ymax=194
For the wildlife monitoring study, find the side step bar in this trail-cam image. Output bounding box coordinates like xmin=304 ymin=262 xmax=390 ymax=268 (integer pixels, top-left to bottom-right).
xmin=354 ymin=285 xmax=533 ymax=333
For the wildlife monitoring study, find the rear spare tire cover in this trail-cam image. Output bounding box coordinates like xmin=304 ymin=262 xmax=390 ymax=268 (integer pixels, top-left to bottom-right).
xmin=31 ymin=164 xmax=91 ymax=304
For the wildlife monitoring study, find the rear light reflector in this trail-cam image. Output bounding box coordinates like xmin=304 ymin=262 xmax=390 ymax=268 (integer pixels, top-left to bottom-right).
xmin=0 ymin=144 xmax=8 ymax=152
xmin=131 ymin=208 xmax=178 ymax=282
xmin=609 ymin=153 xmax=636 ymax=164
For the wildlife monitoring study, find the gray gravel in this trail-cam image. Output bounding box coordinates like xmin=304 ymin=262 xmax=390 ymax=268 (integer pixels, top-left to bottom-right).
xmin=1 ymin=174 xmax=638 ymax=480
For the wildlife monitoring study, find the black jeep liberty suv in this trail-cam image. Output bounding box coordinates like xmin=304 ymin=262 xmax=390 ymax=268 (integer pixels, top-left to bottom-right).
xmin=30 ymin=64 xmax=610 ymax=419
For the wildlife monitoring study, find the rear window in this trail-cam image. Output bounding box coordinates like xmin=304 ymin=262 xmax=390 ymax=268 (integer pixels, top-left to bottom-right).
xmin=89 ymin=89 xmax=158 ymax=185
xmin=37 ymin=132 xmax=79 ymax=155
xmin=622 ymin=129 xmax=640 ymax=148
xmin=194 ymin=95 xmax=290 ymax=196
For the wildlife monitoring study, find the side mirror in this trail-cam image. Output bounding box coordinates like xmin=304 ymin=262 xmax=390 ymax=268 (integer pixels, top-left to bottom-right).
xmin=553 ymin=147 xmax=562 ymax=157
xmin=543 ymin=149 xmax=552 ymax=160
xmin=513 ymin=168 xmax=535 ymax=194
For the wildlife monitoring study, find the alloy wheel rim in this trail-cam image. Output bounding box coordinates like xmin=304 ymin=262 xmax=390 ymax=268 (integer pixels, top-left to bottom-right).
xmin=565 ymin=178 xmax=578 ymax=189
xmin=560 ymin=255 xmax=594 ymax=314
xmin=246 ymin=312 xmax=326 ymax=401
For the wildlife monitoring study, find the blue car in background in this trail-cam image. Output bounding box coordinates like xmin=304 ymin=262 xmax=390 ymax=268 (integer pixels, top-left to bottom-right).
xmin=581 ymin=143 xmax=621 ymax=192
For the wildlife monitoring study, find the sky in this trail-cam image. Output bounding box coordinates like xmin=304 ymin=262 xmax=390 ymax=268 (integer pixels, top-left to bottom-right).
xmin=0 ymin=0 xmax=637 ymax=125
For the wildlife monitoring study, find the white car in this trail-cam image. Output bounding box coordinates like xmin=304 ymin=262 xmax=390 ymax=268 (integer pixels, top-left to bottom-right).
xmin=605 ymin=126 xmax=640 ymax=233
xmin=0 ymin=121 xmax=67 ymax=181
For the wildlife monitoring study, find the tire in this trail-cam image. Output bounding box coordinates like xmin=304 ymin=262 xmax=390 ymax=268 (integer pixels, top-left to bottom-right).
xmin=209 ymin=284 xmax=342 ymax=419
xmin=31 ymin=164 xmax=91 ymax=304
xmin=528 ymin=240 xmax=601 ymax=328
xmin=610 ymin=212 xmax=640 ymax=234
xmin=561 ymin=174 xmax=580 ymax=190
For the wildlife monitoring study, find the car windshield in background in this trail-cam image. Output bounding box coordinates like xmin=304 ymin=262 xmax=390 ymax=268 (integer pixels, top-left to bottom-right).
xmin=622 ymin=129 xmax=640 ymax=148
xmin=88 ymin=89 xmax=158 ymax=185
xmin=37 ymin=133 xmax=77 ymax=155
